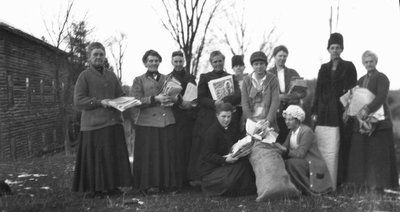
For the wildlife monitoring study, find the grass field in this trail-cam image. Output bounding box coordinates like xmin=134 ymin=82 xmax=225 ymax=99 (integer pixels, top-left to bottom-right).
xmin=1 ymin=153 xmax=400 ymax=212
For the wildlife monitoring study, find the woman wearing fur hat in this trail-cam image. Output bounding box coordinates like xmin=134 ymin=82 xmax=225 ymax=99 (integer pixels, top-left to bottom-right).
xmin=276 ymin=105 xmax=332 ymax=195
xmin=311 ymin=33 xmax=357 ymax=190
xmin=72 ymin=42 xmax=132 ymax=197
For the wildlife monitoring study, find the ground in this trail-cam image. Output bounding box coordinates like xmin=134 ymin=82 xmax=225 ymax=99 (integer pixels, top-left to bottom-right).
xmin=1 ymin=153 xmax=400 ymax=212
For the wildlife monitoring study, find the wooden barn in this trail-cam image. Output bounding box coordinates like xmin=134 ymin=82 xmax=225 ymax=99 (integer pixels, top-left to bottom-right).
xmin=0 ymin=22 xmax=73 ymax=160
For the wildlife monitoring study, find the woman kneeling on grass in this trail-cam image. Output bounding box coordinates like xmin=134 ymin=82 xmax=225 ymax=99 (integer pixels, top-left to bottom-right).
xmin=275 ymin=105 xmax=333 ymax=195
xmin=199 ymin=102 xmax=256 ymax=197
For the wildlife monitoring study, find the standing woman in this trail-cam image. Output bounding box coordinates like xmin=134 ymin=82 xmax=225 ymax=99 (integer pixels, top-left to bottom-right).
xmin=346 ymin=51 xmax=398 ymax=190
xmin=311 ymin=33 xmax=357 ymax=190
xmin=268 ymin=45 xmax=307 ymax=144
xmin=241 ymin=51 xmax=280 ymax=130
xmin=72 ymin=42 xmax=132 ymax=197
xmin=131 ymin=50 xmax=179 ymax=193
xmin=188 ymin=51 xmax=241 ymax=185
xmin=168 ymin=51 xmax=197 ymax=185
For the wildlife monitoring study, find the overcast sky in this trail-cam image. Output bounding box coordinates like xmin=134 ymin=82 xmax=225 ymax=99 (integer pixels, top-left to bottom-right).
xmin=1 ymin=0 xmax=399 ymax=89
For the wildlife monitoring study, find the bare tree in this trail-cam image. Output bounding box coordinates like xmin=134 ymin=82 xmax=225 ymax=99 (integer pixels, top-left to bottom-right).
xmin=214 ymin=0 xmax=248 ymax=56
xmin=259 ymin=26 xmax=280 ymax=62
xmin=158 ymin=0 xmax=222 ymax=76
xmin=329 ymin=0 xmax=340 ymax=34
xmin=105 ymin=33 xmax=127 ymax=81
xmin=42 ymin=0 xmax=74 ymax=49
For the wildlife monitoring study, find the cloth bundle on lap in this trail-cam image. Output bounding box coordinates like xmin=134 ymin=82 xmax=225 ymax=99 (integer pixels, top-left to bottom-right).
xmin=249 ymin=142 xmax=300 ymax=201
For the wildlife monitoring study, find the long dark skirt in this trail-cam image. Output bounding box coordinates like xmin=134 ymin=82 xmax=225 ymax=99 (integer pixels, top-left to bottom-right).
xmin=285 ymin=158 xmax=311 ymax=195
xmin=201 ymin=159 xmax=256 ymax=197
xmin=72 ymin=124 xmax=133 ymax=192
xmin=346 ymin=128 xmax=399 ymax=189
xmin=133 ymin=124 xmax=182 ymax=190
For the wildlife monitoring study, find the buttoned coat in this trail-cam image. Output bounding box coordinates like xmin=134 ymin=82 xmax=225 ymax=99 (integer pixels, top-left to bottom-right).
xmin=131 ymin=73 xmax=175 ymax=127
xmin=283 ymin=124 xmax=333 ymax=193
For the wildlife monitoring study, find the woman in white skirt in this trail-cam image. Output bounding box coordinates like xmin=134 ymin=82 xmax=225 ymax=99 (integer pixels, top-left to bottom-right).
xmin=311 ymin=33 xmax=357 ymax=190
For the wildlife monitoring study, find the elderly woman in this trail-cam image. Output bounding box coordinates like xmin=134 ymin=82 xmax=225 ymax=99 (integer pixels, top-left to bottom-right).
xmin=276 ymin=105 xmax=332 ymax=195
xmin=311 ymin=33 xmax=357 ymax=190
xmin=131 ymin=49 xmax=180 ymax=193
xmin=346 ymin=51 xmax=399 ymax=191
xmin=188 ymin=50 xmax=241 ymax=185
xmin=242 ymin=51 xmax=299 ymax=201
xmin=72 ymin=42 xmax=132 ymax=197
xmin=200 ymin=102 xmax=256 ymax=196
xmin=268 ymin=45 xmax=307 ymax=144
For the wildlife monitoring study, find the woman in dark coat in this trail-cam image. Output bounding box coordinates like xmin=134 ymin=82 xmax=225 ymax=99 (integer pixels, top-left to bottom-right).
xmin=311 ymin=33 xmax=357 ymax=190
xmin=200 ymin=103 xmax=256 ymax=196
xmin=168 ymin=51 xmax=197 ymax=185
xmin=277 ymin=105 xmax=332 ymax=195
xmin=188 ymin=51 xmax=241 ymax=185
xmin=346 ymin=50 xmax=398 ymax=190
xmin=72 ymin=42 xmax=132 ymax=197
xmin=131 ymin=50 xmax=180 ymax=193
xmin=268 ymin=45 xmax=307 ymax=144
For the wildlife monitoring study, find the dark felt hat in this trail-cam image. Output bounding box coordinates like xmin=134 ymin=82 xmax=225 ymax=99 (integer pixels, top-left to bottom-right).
xmin=231 ymin=55 xmax=244 ymax=68
xmin=327 ymin=33 xmax=344 ymax=49
xmin=250 ymin=51 xmax=268 ymax=65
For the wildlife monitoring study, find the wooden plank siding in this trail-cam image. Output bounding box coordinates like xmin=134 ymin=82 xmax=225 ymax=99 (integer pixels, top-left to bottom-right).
xmin=0 ymin=23 xmax=72 ymax=160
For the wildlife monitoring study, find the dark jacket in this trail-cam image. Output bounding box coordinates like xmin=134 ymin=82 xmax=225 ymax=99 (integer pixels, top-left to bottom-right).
xmin=200 ymin=121 xmax=241 ymax=177
xmin=194 ymin=70 xmax=241 ymax=135
xmin=283 ymin=124 xmax=332 ymax=193
xmin=356 ymin=69 xmax=392 ymax=130
xmin=131 ymin=72 xmax=175 ymax=127
xmin=312 ymin=58 xmax=357 ymax=126
xmin=268 ymin=66 xmax=307 ymax=112
xmin=74 ymin=66 xmax=124 ymax=131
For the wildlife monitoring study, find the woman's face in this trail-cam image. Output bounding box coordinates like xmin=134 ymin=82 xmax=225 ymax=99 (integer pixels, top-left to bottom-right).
xmin=274 ymin=51 xmax=288 ymax=67
xmin=88 ymin=48 xmax=106 ymax=67
xmin=145 ymin=55 xmax=161 ymax=72
xmin=328 ymin=44 xmax=343 ymax=60
xmin=285 ymin=115 xmax=300 ymax=130
xmin=216 ymin=111 xmax=232 ymax=128
xmin=210 ymin=55 xmax=225 ymax=72
xmin=362 ymin=56 xmax=377 ymax=72
xmin=252 ymin=61 xmax=267 ymax=77
xmin=171 ymin=55 xmax=185 ymax=72
xmin=233 ymin=65 xmax=245 ymax=76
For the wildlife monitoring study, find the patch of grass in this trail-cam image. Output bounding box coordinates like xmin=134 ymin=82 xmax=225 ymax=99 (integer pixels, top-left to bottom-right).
xmin=1 ymin=154 xmax=400 ymax=211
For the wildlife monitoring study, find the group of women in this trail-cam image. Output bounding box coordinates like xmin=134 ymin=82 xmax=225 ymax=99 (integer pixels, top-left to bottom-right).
xmin=71 ymin=32 xmax=398 ymax=199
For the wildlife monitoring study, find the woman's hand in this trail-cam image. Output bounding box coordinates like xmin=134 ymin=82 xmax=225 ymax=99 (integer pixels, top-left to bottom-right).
xmin=181 ymin=100 xmax=192 ymax=109
xmin=155 ymin=94 xmax=171 ymax=103
xmin=274 ymin=143 xmax=287 ymax=154
xmin=100 ymin=99 xmax=110 ymax=108
xmin=224 ymin=154 xmax=238 ymax=164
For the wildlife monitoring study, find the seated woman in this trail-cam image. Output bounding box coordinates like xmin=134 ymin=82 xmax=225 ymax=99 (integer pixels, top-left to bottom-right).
xmin=276 ymin=105 xmax=332 ymax=195
xmin=199 ymin=102 xmax=256 ymax=197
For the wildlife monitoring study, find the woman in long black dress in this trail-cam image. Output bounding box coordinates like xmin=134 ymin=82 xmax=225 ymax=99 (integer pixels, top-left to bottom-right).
xmin=346 ymin=50 xmax=398 ymax=191
xmin=200 ymin=102 xmax=256 ymax=196
xmin=168 ymin=51 xmax=197 ymax=185
xmin=188 ymin=51 xmax=241 ymax=185
xmin=72 ymin=42 xmax=132 ymax=197
xmin=131 ymin=50 xmax=180 ymax=193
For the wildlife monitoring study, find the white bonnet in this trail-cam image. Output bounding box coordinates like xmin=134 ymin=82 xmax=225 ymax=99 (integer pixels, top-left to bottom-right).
xmin=283 ymin=105 xmax=305 ymax=122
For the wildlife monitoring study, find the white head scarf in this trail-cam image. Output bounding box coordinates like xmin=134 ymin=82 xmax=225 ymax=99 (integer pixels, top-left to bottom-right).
xmin=283 ymin=105 xmax=305 ymax=122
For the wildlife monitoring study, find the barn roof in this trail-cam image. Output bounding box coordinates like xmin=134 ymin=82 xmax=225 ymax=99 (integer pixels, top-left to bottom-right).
xmin=0 ymin=21 xmax=68 ymax=55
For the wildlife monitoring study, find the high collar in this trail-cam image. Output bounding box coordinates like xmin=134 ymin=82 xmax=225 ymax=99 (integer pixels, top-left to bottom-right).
xmin=146 ymin=70 xmax=160 ymax=80
xmin=367 ymin=69 xmax=378 ymax=76
xmin=172 ymin=69 xmax=185 ymax=77
xmin=212 ymin=70 xmax=225 ymax=77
